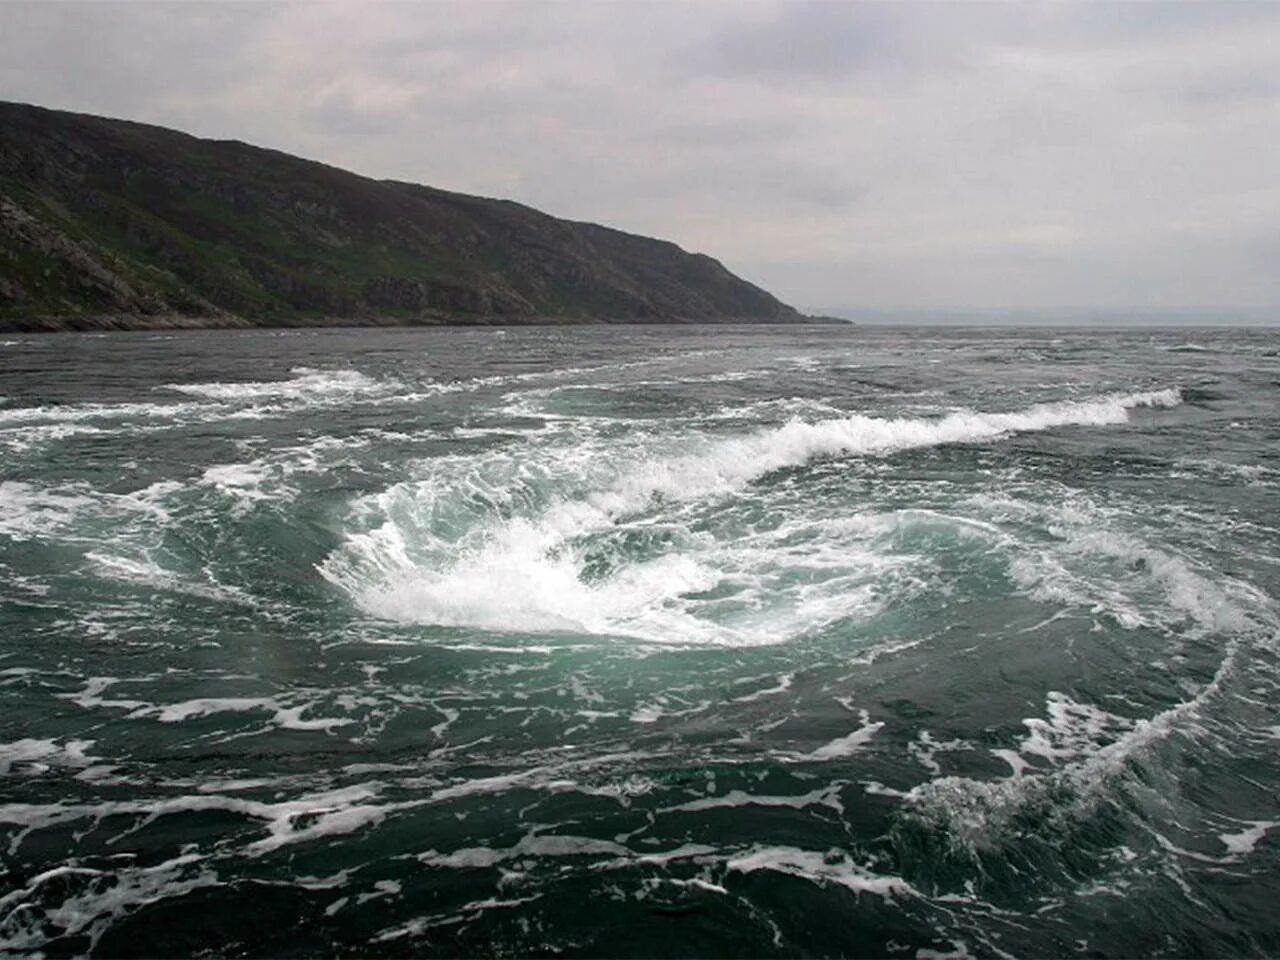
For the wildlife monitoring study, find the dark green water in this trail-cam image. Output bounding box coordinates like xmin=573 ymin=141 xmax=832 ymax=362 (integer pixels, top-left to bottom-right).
xmin=1 ymin=324 xmax=1277 ymax=957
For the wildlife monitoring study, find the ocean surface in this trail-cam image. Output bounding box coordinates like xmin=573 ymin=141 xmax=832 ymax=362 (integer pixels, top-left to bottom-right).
xmin=1 ymin=324 xmax=1277 ymax=958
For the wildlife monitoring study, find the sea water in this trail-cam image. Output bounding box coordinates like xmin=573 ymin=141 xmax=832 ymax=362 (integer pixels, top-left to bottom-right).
xmin=0 ymin=324 xmax=1277 ymax=956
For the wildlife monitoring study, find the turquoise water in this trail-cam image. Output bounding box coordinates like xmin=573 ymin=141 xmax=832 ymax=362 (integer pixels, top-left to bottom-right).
xmin=1 ymin=324 xmax=1277 ymax=956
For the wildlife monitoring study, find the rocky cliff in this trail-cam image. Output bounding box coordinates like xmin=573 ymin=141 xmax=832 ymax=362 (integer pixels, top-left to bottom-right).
xmin=0 ymin=102 xmax=804 ymax=331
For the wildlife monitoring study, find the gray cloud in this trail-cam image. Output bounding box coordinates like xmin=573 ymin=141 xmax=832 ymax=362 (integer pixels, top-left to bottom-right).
xmin=1 ymin=0 xmax=1277 ymax=313
xmin=690 ymin=4 xmax=938 ymax=81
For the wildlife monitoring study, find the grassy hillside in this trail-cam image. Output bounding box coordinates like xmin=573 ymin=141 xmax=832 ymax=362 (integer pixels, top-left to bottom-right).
xmin=0 ymin=102 xmax=803 ymax=331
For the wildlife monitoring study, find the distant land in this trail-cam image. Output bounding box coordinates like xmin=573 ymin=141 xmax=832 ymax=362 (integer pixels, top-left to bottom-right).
xmin=809 ymin=307 xmax=1278 ymax=327
xmin=0 ymin=102 xmax=812 ymax=332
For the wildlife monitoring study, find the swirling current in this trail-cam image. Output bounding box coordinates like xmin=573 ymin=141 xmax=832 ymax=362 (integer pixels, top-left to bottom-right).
xmin=1 ymin=324 xmax=1277 ymax=957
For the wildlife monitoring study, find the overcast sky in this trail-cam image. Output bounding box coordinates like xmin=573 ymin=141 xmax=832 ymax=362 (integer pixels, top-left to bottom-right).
xmin=2 ymin=1 xmax=1278 ymax=313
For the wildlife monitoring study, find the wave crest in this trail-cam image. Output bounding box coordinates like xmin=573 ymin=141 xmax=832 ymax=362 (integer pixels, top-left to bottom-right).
xmin=321 ymin=388 xmax=1182 ymax=642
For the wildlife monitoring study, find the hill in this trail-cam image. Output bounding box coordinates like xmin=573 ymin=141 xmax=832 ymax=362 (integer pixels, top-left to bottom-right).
xmin=0 ymin=102 xmax=804 ymax=331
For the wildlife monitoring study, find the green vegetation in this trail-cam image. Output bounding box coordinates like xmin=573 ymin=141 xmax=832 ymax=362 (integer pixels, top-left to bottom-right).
xmin=0 ymin=102 xmax=803 ymax=331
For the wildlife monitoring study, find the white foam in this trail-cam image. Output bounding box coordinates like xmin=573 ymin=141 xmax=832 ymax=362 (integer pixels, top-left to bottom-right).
xmin=990 ymin=749 xmax=1032 ymax=778
xmin=807 ymin=710 xmax=885 ymax=760
xmin=1218 ymin=821 xmax=1278 ymax=856
xmin=355 ymin=879 xmax=402 ymax=906
xmin=366 ymin=535 xmax=723 ymax=641
xmin=247 ymin=789 xmax=391 ymax=856
xmin=0 ymin=783 xmax=398 ymax=861
xmin=0 ymin=853 xmax=218 ymax=953
xmin=0 ymin=399 xmax=202 ymax=427
xmin=1176 ymin=457 xmax=1275 ymax=486
xmin=165 ymin=366 xmax=390 ymax=401
xmin=629 ymin=698 xmax=713 ymax=723
xmin=59 ymin=676 xmax=151 ymax=713
xmin=726 ymin=845 xmax=913 ymax=899
xmin=200 ymin=462 xmax=283 ymax=510
xmin=58 ymin=678 xmax=353 ymax=732
xmin=416 ymin=832 xmax=717 ymax=874
xmin=0 ymin=472 xmax=266 ymax=603
xmin=154 ymin=697 xmax=278 ymax=723
xmin=0 ymin=479 xmax=187 ymax=580
xmin=584 ymin=388 xmax=1180 ymax=515
xmin=87 ymin=552 xmax=252 ymax=604
xmin=1009 ymin=517 xmax=1254 ymax=636
xmin=906 ymin=639 xmax=1244 ymax=851
xmin=323 ymin=388 xmax=1180 ymax=644
xmin=0 ymin=397 xmax=211 ymax=451
xmin=916 ymin=940 xmax=973 ymax=959
xmin=909 ymin=731 xmax=974 ymax=777
xmin=371 ymin=894 xmax=544 ymax=942
xmin=1019 ymin=692 xmax=1134 ymax=763
xmin=0 ymin=482 xmax=97 ymax=541
xmin=0 ymin=738 xmax=96 ymax=775
xmin=619 ymin=843 xmax=720 ymax=866
xmin=729 ymin=673 xmax=794 ymax=703
xmin=660 ymin=784 xmax=844 ymax=815
xmin=0 ymin=421 xmax=112 ymax=452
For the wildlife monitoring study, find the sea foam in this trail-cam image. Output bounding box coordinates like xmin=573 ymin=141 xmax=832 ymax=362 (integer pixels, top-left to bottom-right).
xmin=164 ymin=366 xmax=390 ymax=401
xmin=322 ymin=388 xmax=1182 ymax=642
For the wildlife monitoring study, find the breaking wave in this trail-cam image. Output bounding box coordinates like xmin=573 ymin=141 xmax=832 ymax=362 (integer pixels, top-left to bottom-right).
xmin=322 ymin=388 xmax=1183 ymax=641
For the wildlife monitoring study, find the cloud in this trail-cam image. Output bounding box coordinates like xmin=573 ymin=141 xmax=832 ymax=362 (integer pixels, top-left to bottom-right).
xmin=689 ymin=3 xmax=939 ymax=82
xmin=0 ymin=0 xmax=1277 ymax=312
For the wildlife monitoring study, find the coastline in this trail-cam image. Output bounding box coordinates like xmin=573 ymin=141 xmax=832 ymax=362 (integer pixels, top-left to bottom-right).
xmin=0 ymin=312 xmax=849 ymax=334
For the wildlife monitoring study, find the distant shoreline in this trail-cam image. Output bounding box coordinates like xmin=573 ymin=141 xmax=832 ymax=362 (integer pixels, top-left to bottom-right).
xmin=845 ymin=317 xmax=1279 ymax=329
xmin=0 ymin=313 xmax=851 ymax=334
xmin=809 ymin=308 xmax=1278 ymax=328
